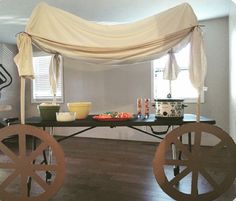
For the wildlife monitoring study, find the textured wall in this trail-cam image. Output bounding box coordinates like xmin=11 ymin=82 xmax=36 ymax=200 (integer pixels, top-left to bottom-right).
xmin=0 ymin=43 xmax=20 ymax=119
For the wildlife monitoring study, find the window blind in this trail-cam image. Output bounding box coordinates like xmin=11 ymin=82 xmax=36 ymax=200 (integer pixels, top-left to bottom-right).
xmin=32 ymin=55 xmax=63 ymax=102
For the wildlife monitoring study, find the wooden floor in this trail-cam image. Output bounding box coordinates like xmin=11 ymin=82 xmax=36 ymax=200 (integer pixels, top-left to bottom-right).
xmin=0 ymin=137 xmax=235 ymax=201
xmin=50 ymin=137 xmax=235 ymax=201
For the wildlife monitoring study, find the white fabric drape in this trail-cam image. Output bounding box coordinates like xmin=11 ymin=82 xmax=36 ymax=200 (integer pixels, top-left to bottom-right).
xmin=14 ymin=33 xmax=34 ymax=79
xmin=163 ymin=52 xmax=180 ymax=80
xmin=13 ymin=2 xmax=207 ymax=123
xmin=14 ymin=2 xmax=207 ymax=91
xmin=189 ymin=26 xmax=207 ymax=91
xmin=49 ymin=54 xmax=61 ymax=102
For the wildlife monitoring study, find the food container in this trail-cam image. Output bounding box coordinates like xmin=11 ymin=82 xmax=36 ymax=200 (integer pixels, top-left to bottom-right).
xmin=56 ymin=112 xmax=76 ymax=122
xmin=37 ymin=103 xmax=60 ymax=120
xmin=154 ymin=99 xmax=185 ymax=118
xmin=67 ymin=102 xmax=91 ymax=119
xmin=136 ymin=98 xmax=142 ymax=118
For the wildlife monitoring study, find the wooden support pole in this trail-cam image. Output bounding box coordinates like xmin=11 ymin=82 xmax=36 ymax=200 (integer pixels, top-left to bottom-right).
xmin=196 ymin=90 xmax=201 ymax=123
xmin=20 ymin=77 xmax=25 ymax=124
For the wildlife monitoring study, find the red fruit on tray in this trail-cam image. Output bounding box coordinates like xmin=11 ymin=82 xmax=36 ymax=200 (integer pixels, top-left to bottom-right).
xmin=93 ymin=112 xmax=133 ymax=121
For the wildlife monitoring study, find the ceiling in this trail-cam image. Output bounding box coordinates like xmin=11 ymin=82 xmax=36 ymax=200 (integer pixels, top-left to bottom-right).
xmin=0 ymin=0 xmax=231 ymax=44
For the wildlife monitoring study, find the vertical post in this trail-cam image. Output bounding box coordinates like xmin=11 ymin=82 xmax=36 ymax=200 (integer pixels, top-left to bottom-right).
xmin=169 ymin=80 xmax=172 ymax=97
xmin=196 ymin=90 xmax=201 ymax=123
xmin=20 ymin=77 xmax=25 ymax=124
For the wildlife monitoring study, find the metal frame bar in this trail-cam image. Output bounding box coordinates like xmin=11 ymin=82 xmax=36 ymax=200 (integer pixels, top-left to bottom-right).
xmin=57 ymin=126 xmax=96 ymax=142
xmin=128 ymin=126 xmax=165 ymax=140
xmin=54 ymin=125 xmax=170 ymax=142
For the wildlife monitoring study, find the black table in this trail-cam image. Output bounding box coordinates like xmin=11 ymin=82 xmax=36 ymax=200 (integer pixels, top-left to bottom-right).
xmin=25 ymin=113 xmax=216 ymax=182
xmin=25 ymin=114 xmax=215 ymax=142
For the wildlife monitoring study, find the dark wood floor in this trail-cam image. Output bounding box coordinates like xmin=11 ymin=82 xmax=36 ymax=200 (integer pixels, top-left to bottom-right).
xmin=50 ymin=137 xmax=235 ymax=201
xmin=0 ymin=137 xmax=235 ymax=201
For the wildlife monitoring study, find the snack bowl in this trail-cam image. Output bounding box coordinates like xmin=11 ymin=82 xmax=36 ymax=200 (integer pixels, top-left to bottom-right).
xmin=56 ymin=112 xmax=76 ymax=122
xmin=67 ymin=102 xmax=91 ymax=119
xmin=37 ymin=103 xmax=60 ymax=121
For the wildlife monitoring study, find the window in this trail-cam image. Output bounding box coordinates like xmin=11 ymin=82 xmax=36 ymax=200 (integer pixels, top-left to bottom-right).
xmin=31 ymin=54 xmax=63 ymax=103
xmin=152 ymin=44 xmax=204 ymax=103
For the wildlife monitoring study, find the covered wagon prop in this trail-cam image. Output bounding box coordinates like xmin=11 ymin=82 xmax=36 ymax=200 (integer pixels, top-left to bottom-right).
xmin=0 ymin=2 xmax=235 ymax=201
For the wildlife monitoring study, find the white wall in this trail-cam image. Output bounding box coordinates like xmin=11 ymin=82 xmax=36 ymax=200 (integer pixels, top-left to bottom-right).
xmin=200 ymin=17 xmax=229 ymax=132
xmin=229 ymin=1 xmax=236 ymax=142
xmin=25 ymin=59 xmax=159 ymax=141
xmin=0 ymin=43 xmax=20 ymax=119
xmin=25 ymin=17 xmax=229 ymax=142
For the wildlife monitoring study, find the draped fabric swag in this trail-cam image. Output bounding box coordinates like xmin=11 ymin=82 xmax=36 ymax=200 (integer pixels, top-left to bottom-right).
xmin=14 ymin=2 xmax=207 ymax=122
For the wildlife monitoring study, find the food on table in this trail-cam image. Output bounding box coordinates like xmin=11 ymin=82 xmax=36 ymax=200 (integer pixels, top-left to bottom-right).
xmin=67 ymin=102 xmax=91 ymax=119
xmin=37 ymin=103 xmax=60 ymax=121
xmin=93 ymin=112 xmax=133 ymax=120
xmin=56 ymin=112 xmax=76 ymax=122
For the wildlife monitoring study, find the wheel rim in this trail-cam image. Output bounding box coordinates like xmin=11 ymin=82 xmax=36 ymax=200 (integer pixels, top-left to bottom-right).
xmin=0 ymin=124 xmax=65 ymax=201
xmin=153 ymin=123 xmax=236 ymax=201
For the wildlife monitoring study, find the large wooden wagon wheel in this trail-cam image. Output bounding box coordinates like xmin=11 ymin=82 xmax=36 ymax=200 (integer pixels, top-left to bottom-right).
xmin=153 ymin=122 xmax=236 ymax=201
xmin=0 ymin=124 xmax=65 ymax=201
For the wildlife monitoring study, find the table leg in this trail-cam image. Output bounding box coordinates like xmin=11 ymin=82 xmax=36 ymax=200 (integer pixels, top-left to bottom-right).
xmin=46 ymin=127 xmax=54 ymax=183
xmin=27 ymin=136 xmax=37 ymax=196
xmin=171 ymin=143 xmax=180 ymax=176
xmin=188 ymin=132 xmax=192 ymax=152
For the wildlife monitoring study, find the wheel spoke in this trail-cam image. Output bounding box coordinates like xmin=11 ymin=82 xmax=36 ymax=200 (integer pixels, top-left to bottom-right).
xmin=193 ymin=131 xmax=202 ymax=152
xmin=0 ymin=141 xmax=18 ymax=162
xmin=0 ymin=170 xmax=19 ymax=189
xmin=204 ymin=160 xmax=233 ymax=169
xmin=164 ymin=159 xmax=188 ymax=166
xmin=205 ymin=141 xmax=224 ymax=157
xmin=169 ymin=167 xmax=191 ymax=186
xmin=28 ymin=142 xmax=49 ymax=162
xmin=32 ymin=164 xmax=58 ymax=171
xmin=191 ymin=169 xmax=199 ymax=197
xmin=173 ymin=138 xmax=191 ymax=159
xmin=20 ymin=173 xmax=28 ymax=197
xmin=31 ymin=172 xmax=50 ymax=191
xmin=0 ymin=162 xmax=15 ymax=169
xmin=19 ymin=132 xmax=26 ymax=158
xmin=199 ymin=167 xmax=219 ymax=190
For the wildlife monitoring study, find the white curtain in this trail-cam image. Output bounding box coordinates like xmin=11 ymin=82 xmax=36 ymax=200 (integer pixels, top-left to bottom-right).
xmin=49 ymin=54 xmax=62 ymax=102
xmin=163 ymin=52 xmax=180 ymax=80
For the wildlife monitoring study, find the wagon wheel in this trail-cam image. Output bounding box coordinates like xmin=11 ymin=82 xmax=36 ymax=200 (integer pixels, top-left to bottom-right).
xmin=153 ymin=123 xmax=236 ymax=201
xmin=0 ymin=124 xmax=65 ymax=201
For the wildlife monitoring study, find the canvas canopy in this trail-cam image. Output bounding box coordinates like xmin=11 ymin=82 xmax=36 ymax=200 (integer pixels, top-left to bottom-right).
xmin=14 ymin=2 xmax=206 ymax=122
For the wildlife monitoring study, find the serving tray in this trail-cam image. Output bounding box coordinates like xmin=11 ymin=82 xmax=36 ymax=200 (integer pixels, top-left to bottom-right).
xmin=92 ymin=116 xmax=133 ymax=121
xmin=92 ymin=112 xmax=133 ymax=121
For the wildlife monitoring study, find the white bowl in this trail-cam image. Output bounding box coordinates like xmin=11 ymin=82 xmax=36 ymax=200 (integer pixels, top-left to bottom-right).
xmin=67 ymin=102 xmax=91 ymax=119
xmin=56 ymin=112 xmax=76 ymax=122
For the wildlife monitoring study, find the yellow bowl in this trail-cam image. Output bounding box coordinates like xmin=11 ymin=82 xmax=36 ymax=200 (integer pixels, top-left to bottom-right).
xmin=67 ymin=102 xmax=91 ymax=119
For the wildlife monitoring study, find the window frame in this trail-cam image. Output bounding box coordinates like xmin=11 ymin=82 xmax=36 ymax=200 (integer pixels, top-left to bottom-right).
xmin=151 ymin=57 xmax=205 ymax=104
xmin=31 ymin=52 xmax=64 ymax=103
